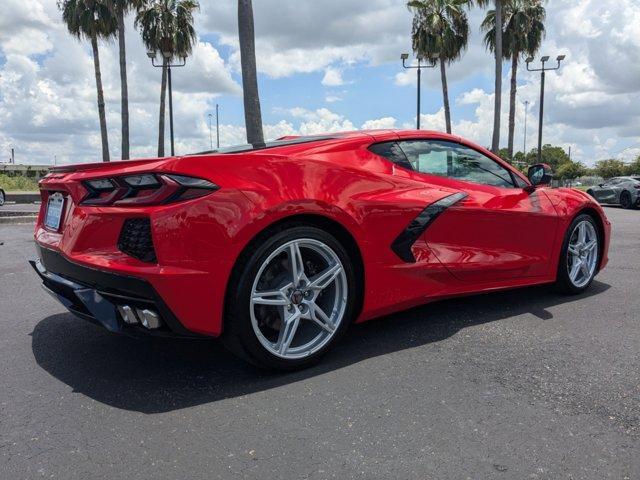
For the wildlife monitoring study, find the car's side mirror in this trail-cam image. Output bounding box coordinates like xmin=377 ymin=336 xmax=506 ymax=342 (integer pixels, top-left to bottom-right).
xmin=527 ymin=163 xmax=553 ymax=187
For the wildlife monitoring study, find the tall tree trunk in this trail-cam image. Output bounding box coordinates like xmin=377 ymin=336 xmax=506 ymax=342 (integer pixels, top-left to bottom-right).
xmin=440 ymin=56 xmax=452 ymax=134
xmin=158 ymin=58 xmax=167 ymax=157
xmin=507 ymin=50 xmax=518 ymax=160
xmin=238 ymin=0 xmax=264 ymax=146
xmin=90 ymin=33 xmax=110 ymax=162
xmin=491 ymin=0 xmax=502 ymax=153
xmin=117 ymin=7 xmax=130 ymax=160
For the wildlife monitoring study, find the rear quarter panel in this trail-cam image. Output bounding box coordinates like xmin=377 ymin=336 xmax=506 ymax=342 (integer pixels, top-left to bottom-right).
xmin=196 ymin=138 xmax=463 ymax=322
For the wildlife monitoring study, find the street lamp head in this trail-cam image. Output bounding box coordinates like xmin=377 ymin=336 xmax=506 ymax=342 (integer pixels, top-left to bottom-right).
xmin=400 ymin=53 xmax=409 ymax=60
xmin=556 ymin=54 xmax=566 ymax=62
xmin=146 ymin=50 xmax=156 ymax=59
xmin=525 ymin=56 xmax=534 ymax=64
xmin=540 ymin=55 xmax=550 ymax=63
xmin=161 ymin=50 xmax=172 ymax=59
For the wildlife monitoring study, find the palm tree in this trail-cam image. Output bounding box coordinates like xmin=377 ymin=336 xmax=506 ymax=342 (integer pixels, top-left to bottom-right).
xmin=110 ymin=0 xmax=137 ymax=160
xmin=135 ymin=0 xmax=199 ymax=157
xmin=408 ymin=0 xmax=470 ymax=134
xmin=58 ymin=0 xmax=117 ymax=162
xmin=475 ymin=0 xmax=502 ymax=153
xmin=482 ymin=0 xmax=545 ymax=159
xmin=238 ymin=0 xmax=264 ymax=146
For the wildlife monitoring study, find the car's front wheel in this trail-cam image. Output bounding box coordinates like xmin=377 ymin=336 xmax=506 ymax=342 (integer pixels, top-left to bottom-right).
xmin=223 ymin=225 xmax=356 ymax=370
xmin=555 ymin=214 xmax=601 ymax=294
xmin=0 ymin=189 xmax=5 ymax=207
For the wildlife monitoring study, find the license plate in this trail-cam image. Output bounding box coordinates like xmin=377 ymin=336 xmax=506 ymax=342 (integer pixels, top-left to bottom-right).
xmin=45 ymin=193 xmax=65 ymax=230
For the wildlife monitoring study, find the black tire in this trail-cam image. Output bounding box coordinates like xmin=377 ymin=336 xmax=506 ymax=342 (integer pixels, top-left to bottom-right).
xmin=620 ymin=191 xmax=632 ymax=209
xmin=0 ymin=189 xmax=5 ymax=207
xmin=222 ymin=224 xmax=357 ymax=370
xmin=586 ymin=189 xmax=595 ymax=198
xmin=555 ymin=213 xmax=601 ymax=295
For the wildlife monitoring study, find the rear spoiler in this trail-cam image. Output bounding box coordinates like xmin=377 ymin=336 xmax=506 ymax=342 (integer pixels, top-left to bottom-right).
xmin=50 ymin=158 xmax=164 ymax=174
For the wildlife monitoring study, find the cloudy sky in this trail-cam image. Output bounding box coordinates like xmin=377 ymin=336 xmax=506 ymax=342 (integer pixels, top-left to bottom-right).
xmin=1 ymin=0 xmax=639 ymax=166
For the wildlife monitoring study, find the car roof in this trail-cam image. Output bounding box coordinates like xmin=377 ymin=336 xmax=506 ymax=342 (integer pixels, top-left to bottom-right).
xmin=189 ymin=129 xmax=461 ymax=156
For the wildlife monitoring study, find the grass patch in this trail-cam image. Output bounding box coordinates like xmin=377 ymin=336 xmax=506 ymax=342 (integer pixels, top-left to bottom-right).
xmin=0 ymin=174 xmax=40 ymax=191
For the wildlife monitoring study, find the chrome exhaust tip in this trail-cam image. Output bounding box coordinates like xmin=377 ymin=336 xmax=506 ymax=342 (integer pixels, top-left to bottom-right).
xmin=136 ymin=308 xmax=162 ymax=329
xmin=117 ymin=305 xmax=139 ymax=325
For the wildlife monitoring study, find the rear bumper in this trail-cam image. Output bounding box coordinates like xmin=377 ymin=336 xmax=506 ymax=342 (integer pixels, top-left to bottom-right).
xmin=31 ymin=245 xmax=205 ymax=338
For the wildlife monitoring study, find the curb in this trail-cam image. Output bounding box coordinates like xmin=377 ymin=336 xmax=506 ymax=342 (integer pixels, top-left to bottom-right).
xmin=5 ymin=192 xmax=41 ymax=204
xmin=0 ymin=215 xmax=37 ymax=225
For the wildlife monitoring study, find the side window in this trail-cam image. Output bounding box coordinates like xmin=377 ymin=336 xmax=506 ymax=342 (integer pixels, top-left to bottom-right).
xmin=398 ymin=140 xmax=515 ymax=188
xmin=368 ymin=142 xmax=413 ymax=171
xmin=513 ymin=174 xmax=529 ymax=188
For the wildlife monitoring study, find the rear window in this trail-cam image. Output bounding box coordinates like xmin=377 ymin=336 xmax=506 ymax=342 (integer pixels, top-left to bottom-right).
xmin=190 ymin=135 xmax=340 ymax=155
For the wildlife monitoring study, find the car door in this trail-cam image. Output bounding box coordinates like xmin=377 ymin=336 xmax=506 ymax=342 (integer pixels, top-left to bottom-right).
xmin=395 ymin=139 xmax=559 ymax=283
xmin=596 ymin=178 xmax=620 ymax=204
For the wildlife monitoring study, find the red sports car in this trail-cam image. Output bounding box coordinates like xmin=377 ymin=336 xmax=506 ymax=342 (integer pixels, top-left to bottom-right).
xmin=32 ymin=130 xmax=611 ymax=370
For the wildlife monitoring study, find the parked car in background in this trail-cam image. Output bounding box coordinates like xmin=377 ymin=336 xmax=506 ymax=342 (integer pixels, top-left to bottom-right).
xmin=0 ymin=188 xmax=5 ymax=207
xmin=587 ymin=177 xmax=640 ymax=209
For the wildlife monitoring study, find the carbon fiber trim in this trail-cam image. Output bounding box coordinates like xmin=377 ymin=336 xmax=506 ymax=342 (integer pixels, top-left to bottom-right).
xmin=391 ymin=192 xmax=468 ymax=263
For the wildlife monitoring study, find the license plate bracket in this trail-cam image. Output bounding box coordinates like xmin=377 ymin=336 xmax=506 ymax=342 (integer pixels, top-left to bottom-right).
xmin=44 ymin=193 xmax=65 ymax=231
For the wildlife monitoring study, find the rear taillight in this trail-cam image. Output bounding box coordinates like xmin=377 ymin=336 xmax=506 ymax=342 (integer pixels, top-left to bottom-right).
xmin=81 ymin=173 xmax=218 ymax=206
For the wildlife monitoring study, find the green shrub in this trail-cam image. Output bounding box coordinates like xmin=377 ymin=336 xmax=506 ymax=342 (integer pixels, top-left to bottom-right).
xmin=0 ymin=174 xmax=40 ymax=191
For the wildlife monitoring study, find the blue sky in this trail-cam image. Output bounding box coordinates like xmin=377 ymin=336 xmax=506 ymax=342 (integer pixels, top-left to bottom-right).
xmin=1 ymin=0 xmax=639 ymax=166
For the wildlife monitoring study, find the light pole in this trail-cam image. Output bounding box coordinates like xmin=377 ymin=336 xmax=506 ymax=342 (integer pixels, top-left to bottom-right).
xmin=208 ymin=113 xmax=213 ymax=150
xmin=526 ymin=54 xmax=565 ymax=164
xmin=216 ymin=103 xmax=220 ymax=149
xmin=401 ymin=53 xmax=436 ymax=130
xmin=523 ymin=100 xmax=529 ymax=155
xmin=148 ymin=50 xmax=187 ymax=157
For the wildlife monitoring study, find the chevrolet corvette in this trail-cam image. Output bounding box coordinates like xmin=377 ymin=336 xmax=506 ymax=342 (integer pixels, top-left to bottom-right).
xmin=31 ymin=130 xmax=611 ymax=369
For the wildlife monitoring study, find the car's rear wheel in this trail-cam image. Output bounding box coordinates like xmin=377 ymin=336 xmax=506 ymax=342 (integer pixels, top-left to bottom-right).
xmin=223 ymin=225 xmax=356 ymax=370
xmin=0 ymin=189 xmax=5 ymax=207
xmin=620 ymin=191 xmax=633 ymax=209
xmin=555 ymin=214 xmax=600 ymax=294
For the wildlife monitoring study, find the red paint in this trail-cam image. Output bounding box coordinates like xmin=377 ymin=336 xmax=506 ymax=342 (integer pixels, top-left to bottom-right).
xmin=35 ymin=130 xmax=611 ymax=336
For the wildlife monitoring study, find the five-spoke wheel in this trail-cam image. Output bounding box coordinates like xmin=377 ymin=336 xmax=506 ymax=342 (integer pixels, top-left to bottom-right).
xmin=566 ymin=220 xmax=598 ymax=288
xmin=250 ymin=238 xmax=348 ymax=359
xmin=556 ymin=214 xmax=600 ymax=293
xmin=223 ymin=225 xmax=355 ymax=370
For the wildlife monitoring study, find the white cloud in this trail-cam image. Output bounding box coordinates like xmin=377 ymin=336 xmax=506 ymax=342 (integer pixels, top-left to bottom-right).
xmin=361 ymin=117 xmax=397 ymax=130
xmin=321 ymin=67 xmax=344 ymax=87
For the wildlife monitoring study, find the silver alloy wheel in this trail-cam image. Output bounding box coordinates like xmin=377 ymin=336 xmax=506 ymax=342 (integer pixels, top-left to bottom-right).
xmin=250 ymin=238 xmax=348 ymax=359
xmin=567 ymin=220 xmax=598 ymax=288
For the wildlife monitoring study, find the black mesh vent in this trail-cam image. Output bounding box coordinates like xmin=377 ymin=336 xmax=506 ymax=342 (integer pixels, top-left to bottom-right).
xmin=118 ymin=218 xmax=157 ymax=263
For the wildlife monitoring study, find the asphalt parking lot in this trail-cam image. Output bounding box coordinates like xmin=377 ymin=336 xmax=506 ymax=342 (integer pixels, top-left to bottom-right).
xmin=1 ymin=206 xmax=638 ymax=479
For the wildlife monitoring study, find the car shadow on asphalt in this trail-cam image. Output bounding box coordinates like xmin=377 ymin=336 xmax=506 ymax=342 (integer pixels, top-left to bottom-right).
xmin=31 ymin=281 xmax=610 ymax=414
